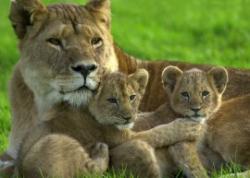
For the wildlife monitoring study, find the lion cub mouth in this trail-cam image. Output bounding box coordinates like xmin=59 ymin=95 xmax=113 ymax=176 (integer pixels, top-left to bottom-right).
xmin=115 ymin=122 xmax=135 ymax=130
xmin=189 ymin=116 xmax=207 ymax=124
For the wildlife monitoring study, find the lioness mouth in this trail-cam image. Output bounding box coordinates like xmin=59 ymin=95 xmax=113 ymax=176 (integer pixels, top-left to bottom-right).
xmin=76 ymin=85 xmax=90 ymax=91
xmin=60 ymin=85 xmax=91 ymax=95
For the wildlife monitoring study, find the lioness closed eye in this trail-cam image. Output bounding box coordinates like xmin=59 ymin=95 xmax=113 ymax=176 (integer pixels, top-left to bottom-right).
xmin=161 ymin=66 xmax=228 ymax=178
xmin=18 ymin=69 xmax=201 ymax=178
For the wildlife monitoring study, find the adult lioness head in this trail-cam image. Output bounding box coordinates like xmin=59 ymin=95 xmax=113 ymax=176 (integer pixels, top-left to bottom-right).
xmin=89 ymin=69 xmax=149 ymax=130
xmin=9 ymin=0 xmax=117 ymax=110
xmin=162 ymin=66 xmax=228 ymax=122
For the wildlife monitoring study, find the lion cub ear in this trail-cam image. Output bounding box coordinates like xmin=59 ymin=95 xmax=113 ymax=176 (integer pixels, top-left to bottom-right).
xmin=128 ymin=69 xmax=149 ymax=96
xmin=162 ymin=66 xmax=183 ymax=95
xmin=9 ymin=0 xmax=48 ymax=39
xmin=208 ymin=67 xmax=228 ymax=94
xmin=85 ymin=0 xmax=111 ymax=29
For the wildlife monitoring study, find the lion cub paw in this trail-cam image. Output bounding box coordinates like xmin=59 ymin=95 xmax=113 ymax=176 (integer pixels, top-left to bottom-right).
xmin=174 ymin=118 xmax=202 ymax=141
xmin=90 ymin=142 xmax=109 ymax=159
xmin=89 ymin=142 xmax=109 ymax=172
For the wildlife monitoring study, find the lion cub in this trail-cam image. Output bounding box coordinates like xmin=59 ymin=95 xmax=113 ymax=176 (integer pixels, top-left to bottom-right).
xmin=161 ymin=66 xmax=228 ymax=178
xmin=133 ymin=66 xmax=228 ymax=178
xmin=17 ymin=69 xmax=200 ymax=178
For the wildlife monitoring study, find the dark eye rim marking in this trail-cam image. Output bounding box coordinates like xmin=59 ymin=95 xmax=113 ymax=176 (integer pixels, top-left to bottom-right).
xmin=91 ymin=37 xmax=103 ymax=49
xmin=129 ymin=94 xmax=136 ymax=101
xmin=181 ymin=91 xmax=189 ymax=98
xmin=202 ymin=90 xmax=210 ymax=97
xmin=46 ymin=38 xmax=62 ymax=47
xmin=107 ymin=97 xmax=118 ymax=104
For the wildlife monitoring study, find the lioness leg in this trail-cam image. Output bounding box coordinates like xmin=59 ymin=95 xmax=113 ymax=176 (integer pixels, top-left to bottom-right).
xmin=18 ymin=134 xmax=109 ymax=178
xmin=7 ymin=66 xmax=37 ymax=159
xmin=0 ymin=153 xmax=15 ymax=178
xmin=168 ymin=142 xmax=209 ymax=178
xmin=110 ymin=140 xmax=161 ymax=178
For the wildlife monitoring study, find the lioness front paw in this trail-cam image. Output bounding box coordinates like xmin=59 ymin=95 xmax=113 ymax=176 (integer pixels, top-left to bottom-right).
xmin=0 ymin=160 xmax=15 ymax=176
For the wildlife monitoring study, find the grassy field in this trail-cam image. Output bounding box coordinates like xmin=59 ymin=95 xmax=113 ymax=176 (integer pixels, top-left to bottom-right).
xmin=0 ymin=0 xmax=250 ymax=177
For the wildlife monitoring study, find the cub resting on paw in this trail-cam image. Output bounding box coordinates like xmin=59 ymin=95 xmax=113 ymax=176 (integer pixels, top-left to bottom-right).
xmin=134 ymin=66 xmax=228 ymax=178
xmin=17 ymin=69 xmax=200 ymax=178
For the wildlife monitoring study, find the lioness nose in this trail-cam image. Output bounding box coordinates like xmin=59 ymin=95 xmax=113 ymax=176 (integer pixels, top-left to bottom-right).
xmin=191 ymin=108 xmax=201 ymax=113
xmin=71 ymin=64 xmax=97 ymax=78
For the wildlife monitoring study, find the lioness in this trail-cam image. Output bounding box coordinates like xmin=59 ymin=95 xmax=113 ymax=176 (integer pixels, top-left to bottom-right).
xmin=17 ymin=69 xmax=200 ymax=178
xmin=2 ymin=0 xmax=250 ymax=176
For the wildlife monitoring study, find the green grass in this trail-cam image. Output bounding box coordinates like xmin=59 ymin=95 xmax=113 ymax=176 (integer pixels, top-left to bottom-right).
xmin=1 ymin=0 xmax=250 ymax=177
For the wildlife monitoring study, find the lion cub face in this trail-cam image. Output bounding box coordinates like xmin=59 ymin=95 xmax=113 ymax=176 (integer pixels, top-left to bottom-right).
xmin=162 ymin=66 xmax=228 ymax=122
xmin=89 ymin=69 xmax=149 ymax=130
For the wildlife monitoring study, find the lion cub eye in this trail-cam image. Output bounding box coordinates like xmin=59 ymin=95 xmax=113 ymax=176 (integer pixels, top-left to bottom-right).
xmin=202 ymin=90 xmax=210 ymax=97
xmin=47 ymin=38 xmax=62 ymax=47
xmin=107 ymin=97 xmax=118 ymax=104
xmin=181 ymin=91 xmax=190 ymax=100
xmin=91 ymin=37 xmax=103 ymax=49
xmin=129 ymin=94 xmax=136 ymax=101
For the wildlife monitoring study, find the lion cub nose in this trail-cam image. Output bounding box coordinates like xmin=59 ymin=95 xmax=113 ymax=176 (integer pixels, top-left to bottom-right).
xmin=71 ymin=64 xmax=97 ymax=78
xmin=123 ymin=116 xmax=132 ymax=122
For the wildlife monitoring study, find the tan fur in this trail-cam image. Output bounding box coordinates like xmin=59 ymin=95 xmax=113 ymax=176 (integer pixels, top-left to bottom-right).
xmin=4 ymin=0 xmax=250 ymax=176
xmin=17 ymin=69 xmax=201 ymax=178
xmin=202 ymin=94 xmax=250 ymax=170
xmin=134 ymin=66 xmax=228 ymax=178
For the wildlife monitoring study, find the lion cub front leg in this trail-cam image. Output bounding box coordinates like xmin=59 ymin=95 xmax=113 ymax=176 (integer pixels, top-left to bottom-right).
xmin=87 ymin=142 xmax=110 ymax=174
xmin=110 ymin=140 xmax=161 ymax=178
xmin=134 ymin=119 xmax=201 ymax=148
xmin=169 ymin=142 xmax=209 ymax=178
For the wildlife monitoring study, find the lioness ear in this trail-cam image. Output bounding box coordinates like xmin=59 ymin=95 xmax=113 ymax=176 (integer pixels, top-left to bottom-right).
xmin=129 ymin=69 xmax=149 ymax=95
xmin=9 ymin=0 xmax=47 ymax=39
xmin=85 ymin=0 xmax=111 ymax=28
xmin=208 ymin=67 xmax=228 ymax=94
xmin=162 ymin=66 xmax=183 ymax=94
